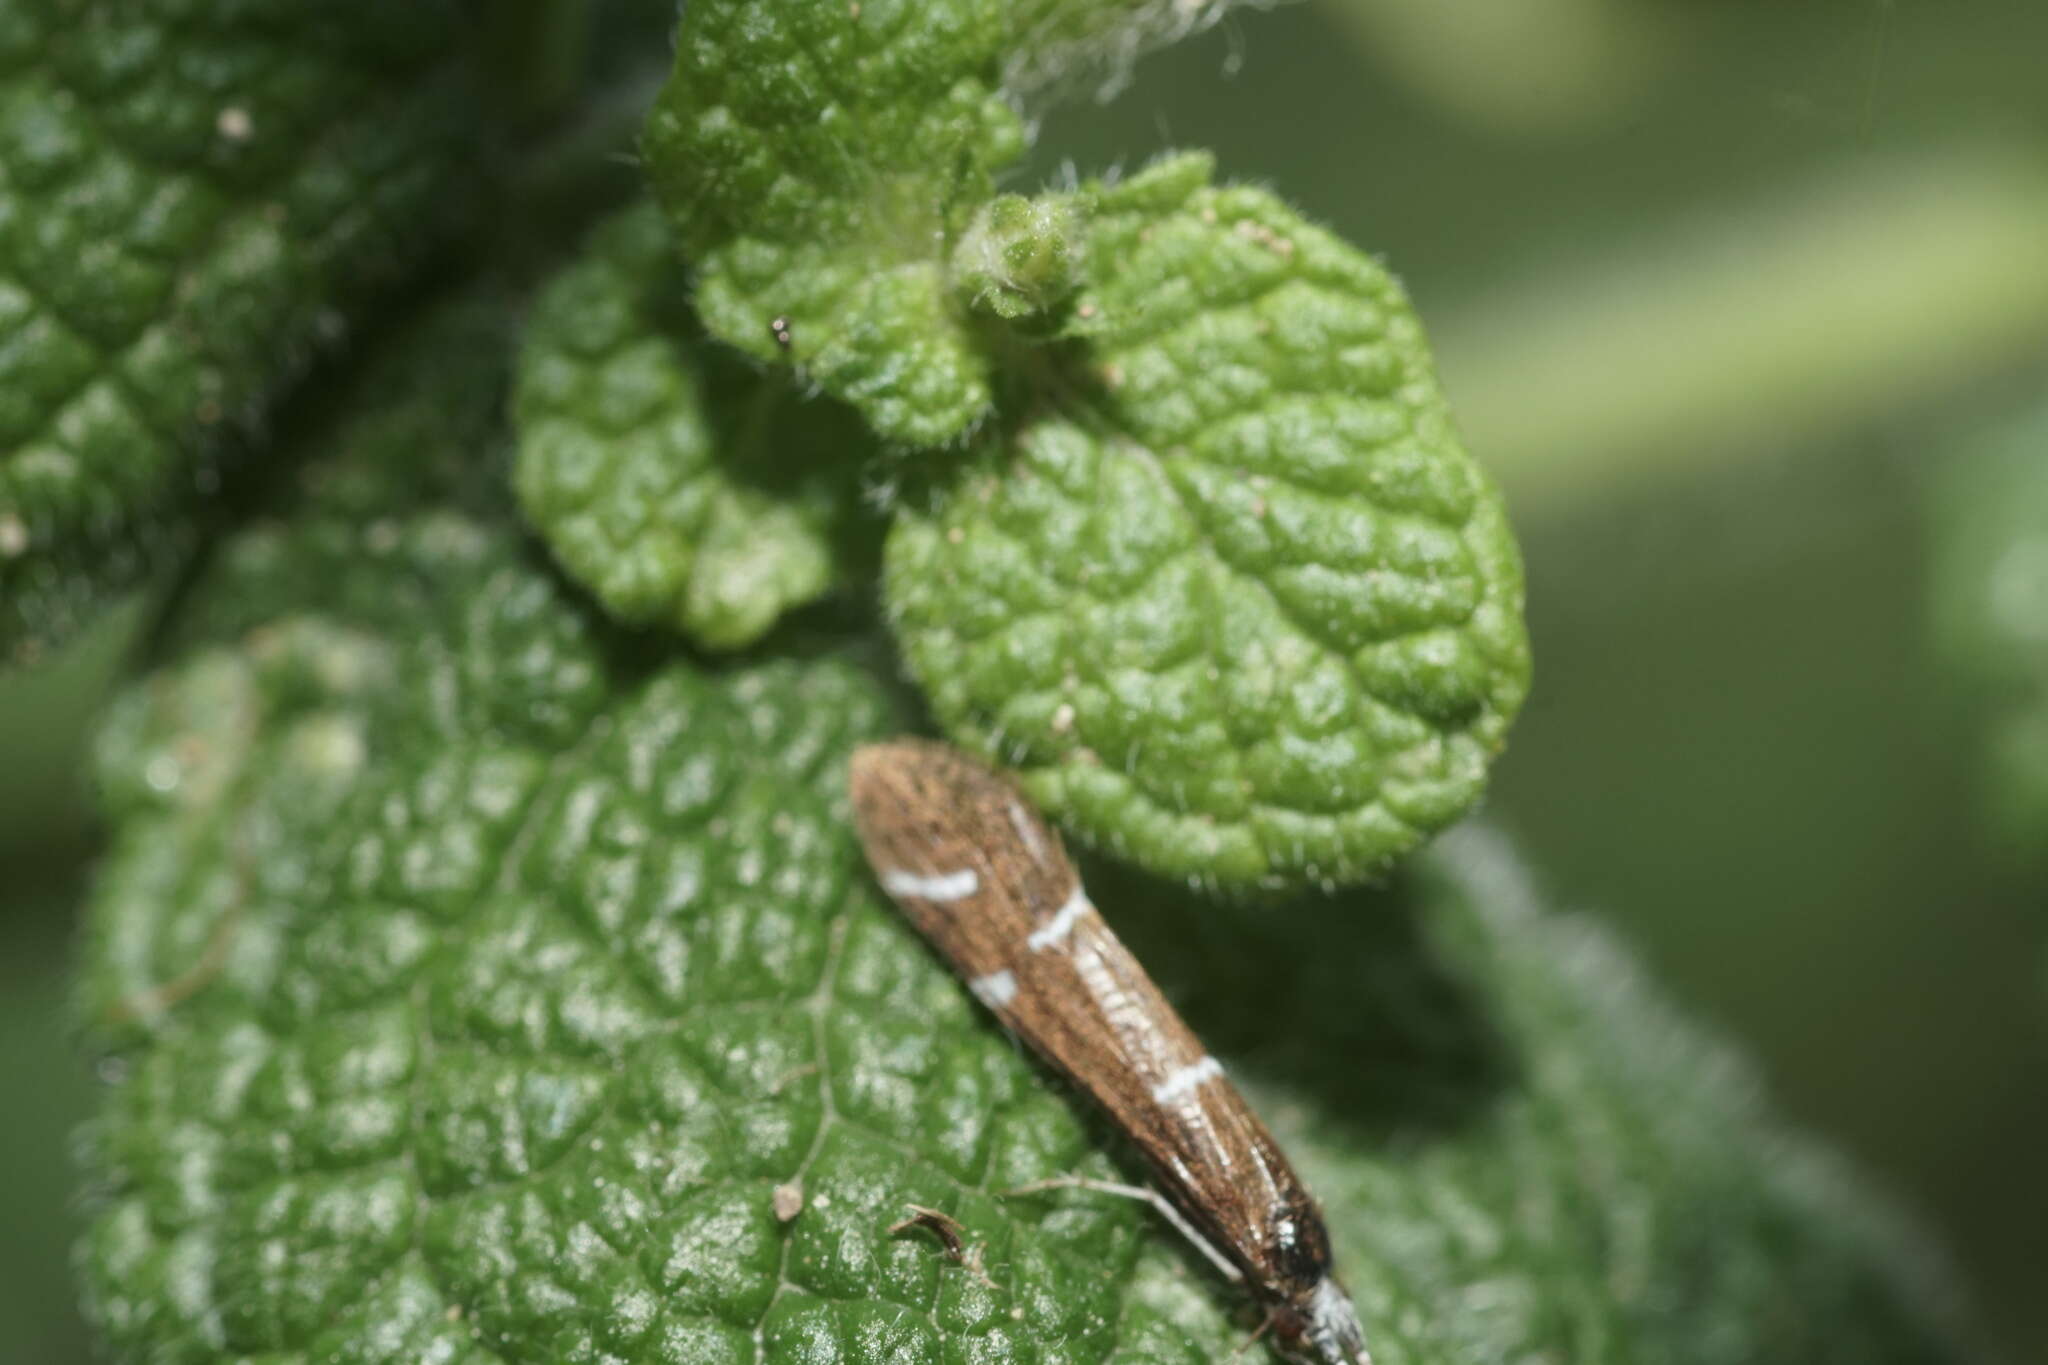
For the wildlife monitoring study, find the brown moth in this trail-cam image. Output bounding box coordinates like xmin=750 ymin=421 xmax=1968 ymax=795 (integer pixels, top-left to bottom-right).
xmin=848 ymin=739 xmax=1372 ymax=1365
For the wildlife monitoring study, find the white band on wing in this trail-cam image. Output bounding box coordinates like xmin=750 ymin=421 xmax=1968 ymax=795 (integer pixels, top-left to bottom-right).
xmin=1151 ymin=1056 xmax=1224 ymax=1104
xmin=1026 ymin=886 xmax=1093 ymax=951
xmin=970 ymin=969 xmax=1019 ymax=1008
xmin=881 ymin=867 xmax=980 ymax=901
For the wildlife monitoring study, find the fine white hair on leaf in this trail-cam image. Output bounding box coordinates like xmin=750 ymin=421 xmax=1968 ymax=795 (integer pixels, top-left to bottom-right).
xmin=1003 ymin=0 xmax=1272 ymax=105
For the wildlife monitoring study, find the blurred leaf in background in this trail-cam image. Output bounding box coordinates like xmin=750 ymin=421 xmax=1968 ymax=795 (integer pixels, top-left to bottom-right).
xmin=0 ymin=0 xmax=480 ymax=666
xmin=1324 ymin=0 xmax=1678 ymax=134
xmin=0 ymin=605 xmax=134 ymax=1365
xmin=1928 ymin=398 xmax=2048 ymax=867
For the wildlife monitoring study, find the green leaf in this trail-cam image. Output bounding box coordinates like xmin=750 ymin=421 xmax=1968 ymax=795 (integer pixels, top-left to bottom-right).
xmin=642 ymin=0 xmax=1022 ymax=445
xmin=0 ymin=0 xmax=480 ymax=668
xmin=640 ymin=0 xmax=1242 ymax=447
xmin=513 ymin=203 xmax=875 ymax=651
xmin=75 ymin=303 xmax=1966 ymax=1365
xmin=886 ymin=154 xmax=1530 ymax=894
xmin=152 ymin=289 xmax=522 ymax=664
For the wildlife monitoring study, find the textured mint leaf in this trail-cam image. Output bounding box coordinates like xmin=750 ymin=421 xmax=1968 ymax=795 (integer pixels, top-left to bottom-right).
xmin=0 ymin=0 xmax=478 ymax=667
xmin=75 ymin=305 xmax=1965 ymax=1364
xmin=76 ymin=532 xmax=1192 ymax=1365
xmin=513 ymin=203 xmax=875 ymax=650
xmin=887 ymin=154 xmax=1530 ymax=893
xmin=641 ymin=0 xmax=1021 ymax=445
xmin=72 ymin=549 xmax=1969 ymax=1365
xmin=640 ymin=0 xmax=1240 ymax=447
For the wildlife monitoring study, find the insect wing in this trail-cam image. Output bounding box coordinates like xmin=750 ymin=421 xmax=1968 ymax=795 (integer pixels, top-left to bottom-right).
xmin=847 ymin=741 xmax=1307 ymax=1279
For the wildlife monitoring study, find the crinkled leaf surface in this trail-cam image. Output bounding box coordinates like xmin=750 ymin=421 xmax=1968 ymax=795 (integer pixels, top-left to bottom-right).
xmin=76 ymin=297 xmax=1966 ymax=1365
xmin=0 ymin=0 xmax=478 ymax=667
xmin=640 ymin=0 xmax=1238 ymax=446
xmin=513 ymin=203 xmax=875 ymax=651
xmin=887 ymin=155 xmax=1530 ymax=893
xmin=642 ymin=0 xmax=1023 ymax=445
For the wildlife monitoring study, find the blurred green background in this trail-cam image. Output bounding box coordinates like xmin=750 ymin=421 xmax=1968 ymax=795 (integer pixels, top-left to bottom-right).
xmin=5 ymin=1 xmax=2046 ymax=1360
